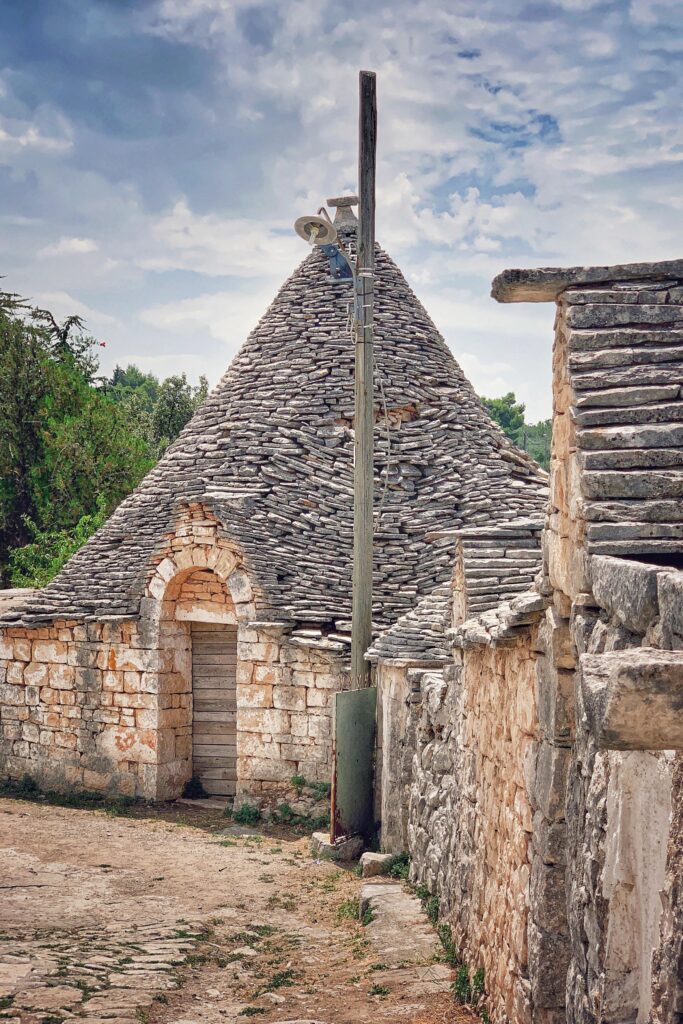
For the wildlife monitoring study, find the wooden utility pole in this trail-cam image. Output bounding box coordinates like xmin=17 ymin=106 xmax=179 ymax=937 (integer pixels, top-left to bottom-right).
xmin=351 ymin=70 xmax=377 ymax=689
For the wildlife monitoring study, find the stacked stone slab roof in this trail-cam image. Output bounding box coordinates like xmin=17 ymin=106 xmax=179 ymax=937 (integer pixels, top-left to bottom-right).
xmin=450 ymin=518 xmax=544 ymax=620
xmin=494 ymin=259 xmax=683 ymax=563
xmin=366 ymin=582 xmax=451 ymax=665
xmin=1 ymin=220 xmax=547 ymax=630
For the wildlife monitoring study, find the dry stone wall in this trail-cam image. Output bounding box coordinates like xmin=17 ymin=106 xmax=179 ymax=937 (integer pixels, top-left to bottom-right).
xmin=407 ymin=635 xmax=540 ymax=1024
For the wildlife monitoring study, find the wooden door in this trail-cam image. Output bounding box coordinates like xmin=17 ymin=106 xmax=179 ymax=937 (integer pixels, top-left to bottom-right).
xmin=191 ymin=622 xmax=237 ymax=797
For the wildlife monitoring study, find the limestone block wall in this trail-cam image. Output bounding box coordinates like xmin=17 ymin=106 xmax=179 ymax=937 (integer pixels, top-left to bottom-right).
xmin=542 ymin=277 xmax=683 ymax=1024
xmin=235 ymin=628 xmax=350 ymax=808
xmin=408 ymin=635 xmax=539 ymax=1024
xmin=651 ymin=752 xmax=683 ymax=1024
xmin=0 ymin=618 xmax=165 ymax=798
xmin=1 ymin=503 xmax=350 ymax=806
xmin=566 ymin=561 xmax=682 ymax=1024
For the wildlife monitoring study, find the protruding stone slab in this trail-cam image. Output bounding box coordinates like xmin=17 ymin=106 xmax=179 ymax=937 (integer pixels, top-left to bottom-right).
xmin=590 ymin=555 xmax=663 ymax=634
xmin=580 ymin=649 xmax=683 ymax=750
xmin=491 ymin=258 xmax=683 ymax=303
xmin=310 ymin=830 xmax=363 ymax=862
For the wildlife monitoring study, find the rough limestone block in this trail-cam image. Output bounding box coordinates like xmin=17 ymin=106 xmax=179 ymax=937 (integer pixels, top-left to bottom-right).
xmin=310 ymin=830 xmax=363 ymax=862
xmin=658 ymin=570 xmax=683 ymax=639
xmin=530 ymin=858 xmax=568 ymax=935
xmin=591 ymin=555 xmax=662 ymax=634
xmin=532 ymin=812 xmax=567 ymax=866
xmin=528 ymin=919 xmax=571 ymax=1011
xmin=536 ymin=657 xmax=574 ymax=745
xmin=580 ymin=649 xmax=683 ymax=749
xmin=360 ymin=852 xmax=393 ymax=877
xmin=533 ymin=742 xmax=570 ymax=822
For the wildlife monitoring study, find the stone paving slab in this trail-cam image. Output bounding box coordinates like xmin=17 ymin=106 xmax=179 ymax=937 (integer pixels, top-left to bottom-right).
xmin=359 ymin=880 xmax=440 ymax=966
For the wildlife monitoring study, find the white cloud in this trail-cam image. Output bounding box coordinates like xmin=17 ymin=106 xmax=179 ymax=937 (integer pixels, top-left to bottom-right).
xmin=39 ymin=237 xmax=99 ymax=258
xmin=2 ymin=0 xmax=681 ymax=423
xmin=137 ymin=199 xmax=302 ymax=278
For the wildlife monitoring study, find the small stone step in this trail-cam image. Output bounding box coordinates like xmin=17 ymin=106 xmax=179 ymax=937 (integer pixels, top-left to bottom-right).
xmin=360 ymin=851 xmax=393 ymax=877
xmin=359 ymin=880 xmax=440 ymax=965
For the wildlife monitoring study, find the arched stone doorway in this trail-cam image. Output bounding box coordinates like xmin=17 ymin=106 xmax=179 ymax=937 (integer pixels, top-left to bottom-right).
xmin=156 ymin=565 xmax=239 ymax=799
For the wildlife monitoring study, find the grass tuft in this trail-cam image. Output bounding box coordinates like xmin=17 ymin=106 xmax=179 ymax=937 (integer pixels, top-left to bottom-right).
xmin=232 ymin=803 xmax=261 ymax=826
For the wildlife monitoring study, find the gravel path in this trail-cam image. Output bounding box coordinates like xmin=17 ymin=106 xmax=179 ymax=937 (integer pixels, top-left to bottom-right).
xmin=0 ymin=798 xmax=467 ymax=1024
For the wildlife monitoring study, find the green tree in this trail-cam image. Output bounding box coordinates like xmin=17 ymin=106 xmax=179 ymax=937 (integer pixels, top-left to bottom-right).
xmin=481 ymin=391 xmax=551 ymax=471
xmin=8 ymin=498 xmax=109 ymax=588
xmin=520 ymin=419 xmax=552 ymax=472
xmin=0 ymin=294 xmax=153 ymax=581
xmin=1 ymin=290 xmax=212 ymax=586
xmin=151 ymin=373 xmax=208 ymax=453
xmin=481 ymin=392 xmax=526 ymax=444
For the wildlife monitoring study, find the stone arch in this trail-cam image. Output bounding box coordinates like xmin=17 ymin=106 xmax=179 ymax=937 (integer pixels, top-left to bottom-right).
xmin=140 ymin=504 xmax=259 ymax=800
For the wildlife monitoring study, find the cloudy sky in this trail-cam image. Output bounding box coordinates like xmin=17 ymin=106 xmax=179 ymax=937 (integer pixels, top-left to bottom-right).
xmin=1 ymin=0 xmax=681 ymax=420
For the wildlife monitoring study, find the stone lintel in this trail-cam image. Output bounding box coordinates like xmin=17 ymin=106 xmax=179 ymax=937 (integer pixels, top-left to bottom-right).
xmin=580 ymin=649 xmax=683 ymax=750
xmin=491 ymin=258 xmax=683 ymax=304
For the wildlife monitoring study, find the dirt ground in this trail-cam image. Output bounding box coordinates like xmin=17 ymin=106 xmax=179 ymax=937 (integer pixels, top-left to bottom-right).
xmin=0 ymin=798 xmax=473 ymax=1024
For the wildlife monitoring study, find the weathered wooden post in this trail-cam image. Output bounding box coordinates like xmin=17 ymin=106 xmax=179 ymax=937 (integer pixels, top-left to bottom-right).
xmin=351 ymin=69 xmax=377 ymax=691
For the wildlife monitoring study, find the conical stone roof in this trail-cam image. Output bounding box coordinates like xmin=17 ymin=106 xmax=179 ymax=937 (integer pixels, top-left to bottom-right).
xmin=2 ymin=225 xmax=547 ymax=630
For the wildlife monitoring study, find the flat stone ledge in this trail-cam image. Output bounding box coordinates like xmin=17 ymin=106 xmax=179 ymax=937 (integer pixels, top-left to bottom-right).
xmin=590 ymin=554 xmax=663 ymax=634
xmin=491 ymin=258 xmax=683 ymax=303
xmin=580 ymin=648 xmax=683 ymax=750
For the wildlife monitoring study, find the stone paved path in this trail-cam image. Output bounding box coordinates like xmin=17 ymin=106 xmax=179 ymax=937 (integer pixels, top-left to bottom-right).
xmin=0 ymin=798 xmax=475 ymax=1024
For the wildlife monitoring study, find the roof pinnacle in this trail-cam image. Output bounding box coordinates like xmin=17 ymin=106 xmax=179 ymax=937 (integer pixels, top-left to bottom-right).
xmin=327 ymin=194 xmax=358 ymax=226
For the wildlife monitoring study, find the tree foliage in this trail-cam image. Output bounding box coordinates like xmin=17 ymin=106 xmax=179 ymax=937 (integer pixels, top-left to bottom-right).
xmin=481 ymin=392 xmax=526 ymax=444
xmin=0 ymin=291 xmax=209 ymax=586
xmin=481 ymin=391 xmax=551 ymax=471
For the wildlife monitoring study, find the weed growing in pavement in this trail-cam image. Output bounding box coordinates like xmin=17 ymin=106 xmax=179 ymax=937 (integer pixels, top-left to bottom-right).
xmin=186 ymin=953 xmax=210 ymax=968
xmin=336 ymin=897 xmax=360 ymax=922
xmin=437 ymin=924 xmax=459 ymax=968
xmin=336 ymin=895 xmax=375 ymax=927
xmin=414 ymin=884 xmax=439 ymax=925
xmin=74 ymin=980 xmax=95 ymax=1000
xmin=270 ymin=801 xmax=330 ymax=831
xmin=232 ymin=803 xmax=262 ymax=825
xmin=258 ymin=968 xmax=296 ymax=994
xmin=453 ymin=965 xmax=471 ymax=1002
xmin=266 ymin=893 xmax=296 ymax=911
xmin=385 ymin=852 xmax=411 ymax=880
xmin=0 ymin=776 xmax=139 ymax=816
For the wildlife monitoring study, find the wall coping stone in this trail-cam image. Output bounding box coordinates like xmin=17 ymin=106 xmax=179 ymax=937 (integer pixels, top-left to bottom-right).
xmin=491 ymin=258 xmax=683 ymax=303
